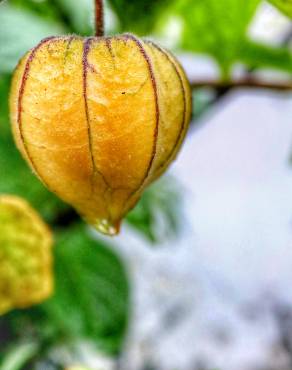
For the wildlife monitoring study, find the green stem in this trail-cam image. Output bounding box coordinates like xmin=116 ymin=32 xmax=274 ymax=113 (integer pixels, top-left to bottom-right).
xmin=95 ymin=0 xmax=104 ymax=36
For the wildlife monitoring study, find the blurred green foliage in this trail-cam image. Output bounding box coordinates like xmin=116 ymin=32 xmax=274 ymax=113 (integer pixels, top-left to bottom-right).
xmin=269 ymin=0 xmax=292 ymax=18
xmin=174 ymin=0 xmax=292 ymax=78
xmin=127 ymin=179 xmax=182 ymax=243
xmin=176 ymin=0 xmax=261 ymax=77
xmin=108 ymin=0 xmax=173 ymax=34
xmin=238 ymin=40 xmax=292 ymax=72
xmin=44 ymin=225 xmax=129 ymax=354
xmin=53 ymin=0 xmax=94 ymax=35
xmin=0 ymin=3 xmax=65 ymax=73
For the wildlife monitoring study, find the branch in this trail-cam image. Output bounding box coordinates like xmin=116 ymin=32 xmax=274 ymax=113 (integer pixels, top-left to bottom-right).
xmin=190 ymin=78 xmax=292 ymax=92
xmin=95 ymin=0 xmax=104 ymax=37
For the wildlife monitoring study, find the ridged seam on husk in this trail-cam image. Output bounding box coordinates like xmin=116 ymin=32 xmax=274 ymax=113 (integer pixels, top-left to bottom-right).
xmin=145 ymin=40 xmax=188 ymax=179
xmin=118 ymin=34 xmax=160 ymax=214
xmin=82 ymin=36 xmax=116 ymax=192
xmin=161 ymin=45 xmax=192 ymax=140
xmin=83 ymin=37 xmax=97 ymax=192
xmin=82 ymin=36 xmax=116 ymax=225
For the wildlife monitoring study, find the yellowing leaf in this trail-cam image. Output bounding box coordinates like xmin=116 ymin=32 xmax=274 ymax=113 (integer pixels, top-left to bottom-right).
xmin=0 ymin=195 xmax=53 ymax=315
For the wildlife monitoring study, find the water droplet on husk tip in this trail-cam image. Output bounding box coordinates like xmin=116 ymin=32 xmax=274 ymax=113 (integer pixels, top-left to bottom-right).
xmin=94 ymin=218 xmax=120 ymax=236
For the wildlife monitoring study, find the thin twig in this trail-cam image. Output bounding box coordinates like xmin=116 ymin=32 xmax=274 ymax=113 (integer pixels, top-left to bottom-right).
xmin=95 ymin=0 xmax=104 ymax=37
xmin=190 ymin=78 xmax=292 ymax=92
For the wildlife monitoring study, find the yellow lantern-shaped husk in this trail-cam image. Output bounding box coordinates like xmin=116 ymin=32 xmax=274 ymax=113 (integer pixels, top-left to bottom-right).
xmin=10 ymin=34 xmax=192 ymax=235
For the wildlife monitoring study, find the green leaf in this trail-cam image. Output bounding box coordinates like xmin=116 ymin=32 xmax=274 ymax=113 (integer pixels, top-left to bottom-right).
xmin=108 ymin=0 xmax=173 ymax=34
xmin=54 ymin=225 xmax=129 ymax=353
xmin=268 ymin=0 xmax=292 ymax=18
xmin=126 ymin=178 xmax=182 ymax=243
xmin=8 ymin=0 xmax=64 ymax=23
xmin=192 ymin=89 xmax=216 ymax=121
xmin=0 ymin=3 xmax=64 ymax=74
xmin=175 ymin=0 xmax=261 ymax=77
xmin=238 ymin=39 xmax=292 ymax=73
xmin=37 ymin=224 xmax=130 ymax=354
xmin=54 ymin=0 xmax=94 ymax=35
xmin=0 ymin=75 xmax=11 ymax=138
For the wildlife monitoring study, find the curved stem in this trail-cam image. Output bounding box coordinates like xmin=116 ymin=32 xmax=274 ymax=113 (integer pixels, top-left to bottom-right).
xmin=95 ymin=0 xmax=104 ymax=37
